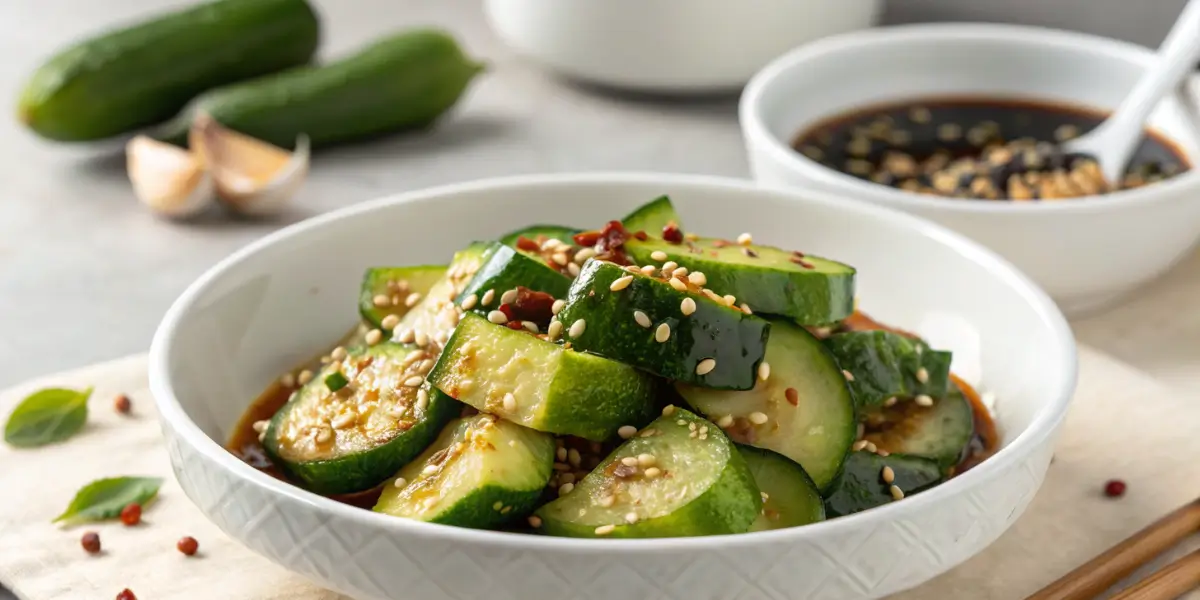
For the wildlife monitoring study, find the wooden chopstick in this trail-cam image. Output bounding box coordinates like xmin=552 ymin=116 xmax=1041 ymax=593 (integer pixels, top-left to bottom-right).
xmin=1108 ymin=549 xmax=1200 ymax=600
xmin=1026 ymin=498 xmax=1200 ymax=600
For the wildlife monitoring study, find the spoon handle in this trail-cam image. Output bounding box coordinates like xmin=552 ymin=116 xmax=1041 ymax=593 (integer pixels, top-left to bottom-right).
xmin=1093 ymin=0 xmax=1200 ymax=182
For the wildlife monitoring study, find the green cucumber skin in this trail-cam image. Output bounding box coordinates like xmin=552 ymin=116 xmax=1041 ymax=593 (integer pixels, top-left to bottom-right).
xmin=160 ymin=29 xmax=483 ymax=149
xmin=359 ymin=265 xmax=447 ymax=329
xmin=455 ymin=244 xmax=572 ymax=312
xmin=624 ymin=238 xmax=856 ymax=326
xmin=739 ymin=445 xmax=825 ymax=531
xmin=558 ymin=260 xmax=770 ymax=391
xmin=823 ymin=451 xmax=943 ymax=518
xmin=621 ymin=196 xmax=683 ymax=233
xmin=19 ymin=0 xmax=320 ymax=141
xmin=536 ymin=410 xmax=760 ymax=538
xmin=864 ymin=383 xmax=975 ymax=469
xmin=824 ymin=331 xmax=952 ymax=409
xmin=499 ymin=225 xmax=581 ymax=247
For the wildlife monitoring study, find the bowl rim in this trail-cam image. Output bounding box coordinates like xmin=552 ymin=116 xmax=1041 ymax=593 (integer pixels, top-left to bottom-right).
xmin=149 ymin=172 xmax=1078 ymax=553
xmin=739 ymin=22 xmax=1200 ymax=215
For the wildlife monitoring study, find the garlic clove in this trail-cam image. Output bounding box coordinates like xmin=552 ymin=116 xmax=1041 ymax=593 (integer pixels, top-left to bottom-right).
xmin=126 ymin=135 xmax=215 ymax=219
xmin=190 ymin=114 xmax=309 ymax=217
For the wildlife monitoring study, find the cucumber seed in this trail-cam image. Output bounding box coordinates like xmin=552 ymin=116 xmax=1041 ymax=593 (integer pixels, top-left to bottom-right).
xmin=416 ymin=389 xmax=429 ymax=411
xmin=372 ymin=294 xmax=391 ymax=308
xmin=617 ymin=425 xmax=637 ymax=439
xmin=502 ymin=393 xmax=516 ymax=412
xmin=620 ymin=457 xmax=639 ymax=467
xmin=680 ymin=297 xmax=697 ymax=316
xmin=599 ymin=495 xmax=616 ymax=507
xmin=637 ymin=454 xmax=656 ymax=467
xmin=403 ymin=376 xmax=424 ymax=388
xmin=625 ymin=512 xmax=639 ymax=524
xmin=716 ymin=415 xmax=734 ymax=428
xmin=655 ymin=323 xmax=671 ymax=343
xmin=558 ymin=483 xmax=575 ymax=495
xmin=633 ymin=310 xmax=652 ymax=328
xmin=397 ymin=329 xmax=416 ymax=343
xmin=643 ymin=467 xmax=662 ymax=479
xmin=393 ymin=477 xmax=407 ymax=488
xmin=488 ymin=310 xmax=509 ymax=324
xmin=422 ymin=464 xmax=440 ymax=477
xmin=695 ymin=358 xmax=717 ymax=375
xmin=331 ymin=412 xmax=357 ymax=430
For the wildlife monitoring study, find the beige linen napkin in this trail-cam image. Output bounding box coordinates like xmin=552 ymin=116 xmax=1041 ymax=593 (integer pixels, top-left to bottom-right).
xmin=1 ymin=348 xmax=1198 ymax=600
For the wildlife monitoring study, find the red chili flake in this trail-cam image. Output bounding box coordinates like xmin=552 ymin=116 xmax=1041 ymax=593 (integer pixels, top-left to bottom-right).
xmin=790 ymin=256 xmax=814 ymax=269
xmin=792 ymin=250 xmax=806 ymax=258
xmin=505 ymin=321 xmax=525 ymax=331
xmin=785 ymin=388 xmax=799 ymax=406
xmin=81 ymin=531 xmax=101 ymax=554
xmin=661 ymin=222 xmax=684 ymax=244
xmin=613 ymin=464 xmax=638 ymax=478
xmin=515 ymin=236 xmax=540 ymax=252
xmin=119 ymin=503 xmax=141 ymax=526
xmin=509 ymin=287 xmax=555 ymax=324
xmin=116 ymin=590 xmax=137 ymax=600
xmin=712 ymin=239 xmax=732 ymax=248
xmin=1104 ymin=479 xmax=1127 ymax=498
xmin=598 ymin=220 xmax=631 ymax=252
xmin=113 ymin=394 xmax=132 ymax=415
xmin=633 ymin=230 xmax=648 ymax=241
xmin=498 ymin=303 xmax=515 ymax=321
xmin=572 ymin=230 xmax=601 ymax=247
xmin=177 ymin=536 xmax=199 ymax=556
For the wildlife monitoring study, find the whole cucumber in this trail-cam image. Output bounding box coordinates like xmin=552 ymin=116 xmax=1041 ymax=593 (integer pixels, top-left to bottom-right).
xmin=18 ymin=0 xmax=321 ymax=142
xmin=157 ymin=29 xmax=485 ymax=149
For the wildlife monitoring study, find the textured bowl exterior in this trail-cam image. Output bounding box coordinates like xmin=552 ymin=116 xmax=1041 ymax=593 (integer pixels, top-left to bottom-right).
xmin=151 ymin=174 xmax=1076 ymax=600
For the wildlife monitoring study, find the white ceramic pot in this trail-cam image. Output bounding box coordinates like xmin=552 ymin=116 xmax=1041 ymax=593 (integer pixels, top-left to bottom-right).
xmin=741 ymin=23 xmax=1200 ymax=316
xmin=484 ymin=0 xmax=882 ymax=93
xmin=150 ymin=173 xmax=1076 ymax=600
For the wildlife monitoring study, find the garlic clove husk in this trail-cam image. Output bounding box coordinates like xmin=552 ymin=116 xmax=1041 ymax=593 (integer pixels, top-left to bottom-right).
xmin=126 ymin=135 xmax=215 ymax=219
xmin=190 ymin=114 xmax=309 ymax=217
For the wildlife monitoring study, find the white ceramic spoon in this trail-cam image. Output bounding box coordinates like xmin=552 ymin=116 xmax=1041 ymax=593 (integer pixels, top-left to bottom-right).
xmin=1064 ymin=0 xmax=1200 ymax=184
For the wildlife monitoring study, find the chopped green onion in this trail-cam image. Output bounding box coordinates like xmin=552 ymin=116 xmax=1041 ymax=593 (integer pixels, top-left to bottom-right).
xmin=325 ymin=371 xmax=350 ymax=392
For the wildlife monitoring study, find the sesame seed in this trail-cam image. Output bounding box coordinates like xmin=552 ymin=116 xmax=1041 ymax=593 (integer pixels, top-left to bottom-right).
xmin=890 ymin=485 xmax=905 ymax=501
xmin=740 ymin=303 xmax=753 ymax=315
xmin=737 ymin=233 xmax=753 ymax=246
xmin=381 ymin=313 xmax=402 ymax=330
xmin=528 ymin=516 xmax=542 ymax=528
xmin=640 ymin=265 xmax=656 ymax=276
xmin=552 ymin=253 xmax=569 ymax=266
xmin=680 ymin=297 xmax=696 ymax=316
xmin=624 ymin=265 xmax=641 ymax=274
xmin=372 ymin=294 xmax=391 ymax=308
xmin=695 ymin=358 xmax=716 ymax=375
xmin=748 ymin=411 xmax=769 ymax=425
xmin=547 ymin=319 xmax=564 ymax=340
xmin=403 ymin=376 xmax=424 ymax=388
xmin=716 ymin=414 xmax=734 ymax=428
xmin=643 ymin=467 xmax=662 ymax=479
xmin=416 ymin=388 xmax=429 ymax=411
xmin=551 ymin=299 xmax=566 ymax=315
xmin=558 ymin=483 xmax=575 ymax=496
xmin=493 ymin=501 xmax=504 ymax=511
xmin=673 ymin=267 xmax=689 ymax=278
xmin=883 ymin=396 xmax=898 ymax=408
xmin=365 ymin=329 xmax=384 ymax=345
xmin=621 ymin=456 xmax=639 ymax=467
xmin=297 ymin=370 xmax=313 ymax=385
xmin=252 ymin=420 xmax=269 ymax=433
xmin=405 ymin=293 xmax=422 ymax=307
xmin=699 ymin=426 xmax=708 ymax=435
xmin=481 ymin=289 xmax=495 ymax=306
xmin=594 ymin=524 xmax=615 ymax=536
xmin=654 ymin=323 xmax=671 ymax=343
xmin=864 ymin=441 xmax=878 ymax=453
xmin=842 ymin=370 xmax=856 ymax=382
xmin=633 ymin=310 xmax=652 ymax=328
xmin=915 ymin=367 xmax=929 ymax=383
xmin=651 ymin=250 xmax=668 ymax=261
xmin=502 ymin=393 xmax=516 ymax=412
xmin=722 ymin=294 xmax=736 ymax=306
xmin=852 ymin=440 xmax=869 ymax=452
xmin=678 ymin=419 xmax=688 ymax=426
xmin=568 ymin=262 xmax=581 ymax=277
xmin=330 ymin=346 xmax=348 ymax=361
xmin=625 ymin=512 xmax=639 ymax=524
xmin=661 ymin=261 xmax=678 ymax=273
xmin=914 ymin=394 xmax=934 ymax=407
xmin=882 ymin=466 xmax=895 ymax=484
xmin=488 ymin=310 xmax=509 ymax=324
xmin=280 ymin=373 xmax=296 ymax=387
xmin=541 ymin=238 xmax=561 ymax=251
xmin=569 ymin=319 xmax=586 ymax=338
xmin=392 ymin=294 xmax=403 ymax=306
xmin=520 ymin=321 xmax=537 ymax=333
xmin=332 ymin=412 xmax=357 ymax=430
xmin=662 ymin=404 xmax=676 ymax=416
xmin=688 ymin=272 xmax=707 ymax=286
xmin=422 ymin=464 xmax=440 ymax=477
xmin=617 ymin=425 xmax=637 ymax=439
xmin=501 ymin=289 xmax=518 ymax=305
xmin=574 ymin=247 xmax=596 ymax=263
xmin=637 ymin=453 xmax=656 ymax=467
xmin=397 ymin=329 xmax=415 ymax=343
xmin=878 ymin=450 xmax=891 ymax=457
xmin=404 ymin=349 xmax=425 ymax=364
xmin=393 ymin=477 xmax=407 ymax=488
xmin=668 ymin=278 xmax=688 ymax=292
xmin=460 ymin=294 xmax=478 ymax=311
xmin=610 ymin=275 xmax=634 ymax=291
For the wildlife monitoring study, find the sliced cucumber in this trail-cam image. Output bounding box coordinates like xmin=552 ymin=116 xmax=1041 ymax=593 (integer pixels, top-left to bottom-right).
xmin=824 ymin=330 xmax=951 ymax=410
xmin=534 ymin=408 xmax=759 ymax=538
xmin=263 ymin=343 xmax=459 ymax=495
xmin=373 ymin=414 xmax=555 ymax=527
xmin=621 ymin=195 xmax=683 ymax=234
xmin=862 ymin=382 xmax=975 ymax=469
xmin=428 ymin=312 xmax=659 ymax=441
xmin=678 ymin=320 xmax=855 ymax=491
xmin=359 ymin=265 xmax=447 ymax=330
xmin=823 ymin=451 xmax=944 ymax=518
xmin=623 ymin=236 xmax=855 ymax=325
xmin=499 ymin=225 xmax=582 ymax=248
xmin=557 ymin=259 xmax=770 ymax=391
xmin=393 ymin=242 xmax=489 ymax=349
xmin=455 ymin=243 xmax=571 ymax=319
xmin=739 ymin=445 xmax=824 ymax=531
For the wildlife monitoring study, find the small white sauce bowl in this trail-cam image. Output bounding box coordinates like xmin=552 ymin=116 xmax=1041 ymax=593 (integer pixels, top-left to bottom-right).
xmin=741 ymin=23 xmax=1200 ymax=315
xmin=151 ymin=173 xmax=1075 ymax=600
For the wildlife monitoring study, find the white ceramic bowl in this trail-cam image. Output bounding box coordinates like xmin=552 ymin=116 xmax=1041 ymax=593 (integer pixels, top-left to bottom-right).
xmin=483 ymin=0 xmax=882 ymax=93
xmin=150 ymin=173 xmax=1076 ymax=600
xmin=741 ymin=23 xmax=1200 ymax=316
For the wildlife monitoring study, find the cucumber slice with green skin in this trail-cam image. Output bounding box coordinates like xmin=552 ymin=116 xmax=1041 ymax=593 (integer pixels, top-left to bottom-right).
xmin=739 ymin=445 xmax=825 ymax=531
xmin=359 ymin=265 xmax=448 ymax=330
xmin=621 ymin=196 xmax=683 ymax=234
xmin=678 ymin=320 xmax=856 ymax=491
xmin=499 ymin=225 xmax=582 ymax=247
xmin=823 ymin=451 xmax=944 ymax=518
xmin=534 ymin=408 xmax=760 ymax=538
xmin=824 ymin=331 xmax=952 ymax=410
xmin=428 ymin=312 xmax=659 ymax=441
xmin=623 ymin=237 xmax=855 ymax=325
xmin=393 ymin=242 xmax=489 ymax=349
xmin=454 ymin=244 xmax=571 ymax=318
xmin=263 ymin=343 xmax=460 ymax=495
xmin=373 ymin=414 xmax=555 ymax=527
xmin=862 ymin=382 xmax=975 ymax=469
xmin=557 ymin=259 xmax=770 ymax=391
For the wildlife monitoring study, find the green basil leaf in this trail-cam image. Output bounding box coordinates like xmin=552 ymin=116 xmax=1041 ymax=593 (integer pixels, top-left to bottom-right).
xmin=4 ymin=387 xmax=92 ymax=447
xmin=53 ymin=476 xmax=163 ymax=526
